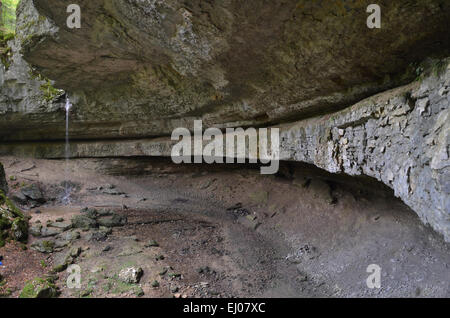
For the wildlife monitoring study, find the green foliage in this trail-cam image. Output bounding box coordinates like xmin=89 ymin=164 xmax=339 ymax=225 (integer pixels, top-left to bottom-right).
xmin=0 ymin=0 xmax=20 ymax=34
xmin=19 ymin=277 xmax=59 ymax=298
xmin=29 ymin=70 xmax=64 ymax=102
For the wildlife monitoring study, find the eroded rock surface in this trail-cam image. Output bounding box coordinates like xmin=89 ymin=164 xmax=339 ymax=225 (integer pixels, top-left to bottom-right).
xmin=1 ymin=0 xmax=450 ymax=141
xmin=0 ymin=1 xmax=449 ymax=240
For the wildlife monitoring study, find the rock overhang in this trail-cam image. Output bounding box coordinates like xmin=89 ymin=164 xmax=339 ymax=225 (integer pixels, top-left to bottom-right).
xmin=3 ymin=0 xmax=449 ymax=141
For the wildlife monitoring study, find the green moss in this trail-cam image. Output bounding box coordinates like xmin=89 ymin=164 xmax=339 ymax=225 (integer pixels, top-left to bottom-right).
xmin=40 ymin=79 xmax=64 ymax=102
xmin=0 ymin=190 xmax=24 ymax=218
xmin=42 ymin=240 xmax=54 ymax=250
xmin=19 ymin=277 xmax=59 ymax=298
xmin=52 ymin=263 xmax=67 ymax=273
xmin=430 ymin=60 xmax=447 ymax=77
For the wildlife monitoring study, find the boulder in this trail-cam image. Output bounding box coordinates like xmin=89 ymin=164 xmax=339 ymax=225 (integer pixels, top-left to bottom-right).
xmin=0 ymin=191 xmax=28 ymax=245
xmin=10 ymin=191 xmax=28 ymax=205
xmin=31 ymin=240 xmax=55 ymax=253
xmin=118 ymin=267 xmax=143 ymax=284
xmin=21 ymin=184 xmax=45 ymax=203
xmin=19 ymin=277 xmax=59 ymax=298
xmin=71 ymin=215 xmax=97 ymax=229
xmin=97 ymin=213 xmax=127 ymax=228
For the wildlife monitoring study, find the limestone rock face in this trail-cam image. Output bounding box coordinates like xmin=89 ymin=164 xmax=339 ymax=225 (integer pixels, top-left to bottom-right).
xmin=0 ymin=1 xmax=449 ymax=240
xmin=279 ymin=63 xmax=450 ymax=242
xmin=0 ymin=0 xmax=64 ymax=141
xmin=1 ymin=0 xmax=450 ymax=141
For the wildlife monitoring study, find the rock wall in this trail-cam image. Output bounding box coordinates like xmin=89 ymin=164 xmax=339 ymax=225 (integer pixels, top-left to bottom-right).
xmin=2 ymin=0 xmax=450 ymax=141
xmin=279 ymin=61 xmax=450 ymax=242
xmin=0 ymin=0 xmax=64 ymax=141
xmin=0 ymin=1 xmax=449 ymax=240
xmin=1 ymin=60 xmax=448 ymax=241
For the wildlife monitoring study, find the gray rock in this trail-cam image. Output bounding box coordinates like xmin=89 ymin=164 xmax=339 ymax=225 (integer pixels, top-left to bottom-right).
xmin=97 ymin=213 xmax=127 ymax=227
xmin=21 ymin=184 xmax=45 ymax=203
xmin=56 ymin=230 xmax=80 ymax=242
xmin=40 ymin=227 xmax=62 ymax=238
xmin=30 ymin=224 xmax=43 ymax=237
xmin=48 ymin=222 xmax=72 ymax=231
xmin=10 ymin=192 xmax=28 ymax=205
xmin=71 ymin=215 xmax=97 ymax=229
xmin=31 ymin=240 xmax=55 ymax=253
xmin=80 ymin=208 xmax=99 ymax=220
xmin=118 ymin=267 xmax=143 ymax=284
xmin=145 ymin=240 xmax=159 ymax=247
xmin=69 ymin=247 xmax=81 ymax=258
xmin=85 ymin=229 xmax=108 ymax=242
xmin=53 ymin=239 xmax=70 ymax=249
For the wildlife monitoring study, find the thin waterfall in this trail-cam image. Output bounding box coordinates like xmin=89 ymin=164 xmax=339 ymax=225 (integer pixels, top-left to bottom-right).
xmin=63 ymin=95 xmax=72 ymax=204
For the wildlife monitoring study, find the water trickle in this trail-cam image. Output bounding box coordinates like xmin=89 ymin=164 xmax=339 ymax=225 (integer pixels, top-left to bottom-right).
xmin=63 ymin=95 xmax=72 ymax=204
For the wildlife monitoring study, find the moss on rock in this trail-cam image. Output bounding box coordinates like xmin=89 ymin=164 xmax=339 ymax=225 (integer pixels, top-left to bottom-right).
xmin=0 ymin=189 xmax=29 ymax=244
xmin=19 ymin=277 xmax=59 ymax=298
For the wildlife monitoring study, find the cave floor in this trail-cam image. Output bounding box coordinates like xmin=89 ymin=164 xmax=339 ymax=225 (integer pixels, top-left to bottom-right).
xmin=0 ymin=156 xmax=449 ymax=298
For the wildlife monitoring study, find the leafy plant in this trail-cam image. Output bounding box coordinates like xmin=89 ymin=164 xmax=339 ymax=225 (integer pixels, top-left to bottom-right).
xmin=0 ymin=0 xmax=20 ymax=35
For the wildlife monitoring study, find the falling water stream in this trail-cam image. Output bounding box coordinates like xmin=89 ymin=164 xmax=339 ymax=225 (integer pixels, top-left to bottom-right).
xmin=63 ymin=95 xmax=72 ymax=204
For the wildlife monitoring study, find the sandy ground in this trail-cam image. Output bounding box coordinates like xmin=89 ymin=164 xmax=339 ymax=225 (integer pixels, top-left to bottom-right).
xmin=0 ymin=156 xmax=449 ymax=298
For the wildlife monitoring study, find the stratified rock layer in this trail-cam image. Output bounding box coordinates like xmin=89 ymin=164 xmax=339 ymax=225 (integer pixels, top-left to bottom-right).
xmin=1 ymin=0 xmax=450 ymax=141
xmin=0 ymin=1 xmax=449 ymax=240
xmin=1 ymin=61 xmax=448 ymax=241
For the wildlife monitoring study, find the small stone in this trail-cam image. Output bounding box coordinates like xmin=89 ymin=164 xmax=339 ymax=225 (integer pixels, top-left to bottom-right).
xmin=102 ymin=245 xmax=112 ymax=252
xmin=52 ymin=263 xmax=67 ymax=273
xmin=158 ymin=268 xmax=168 ymax=276
xmin=134 ymin=287 xmax=144 ymax=297
xmin=118 ymin=267 xmax=143 ymax=284
xmin=99 ymin=226 xmax=112 ymax=235
xmin=56 ymin=230 xmax=80 ymax=242
xmin=21 ymin=184 xmax=45 ymax=203
xmin=97 ymin=213 xmax=127 ymax=227
xmin=145 ymin=240 xmax=159 ymax=247
xmin=31 ymin=240 xmax=55 ymax=253
xmin=86 ymin=230 xmax=108 ymax=242
xmin=151 ymin=280 xmax=160 ymax=288
xmin=297 ymin=273 xmax=308 ymax=282
xmin=48 ymin=222 xmax=72 ymax=231
xmin=80 ymin=288 xmax=93 ymax=297
xmin=90 ymin=266 xmax=104 ymax=273
xmin=70 ymin=247 xmax=82 ymax=258
xmin=30 ymin=224 xmax=43 ymax=237
xmin=71 ymin=215 xmax=97 ymax=229
xmin=54 ymin=239 xmax=70 ymax=249
xmin=40 ymin=227 xmax=62 ymax=238
xmin=11 ymin=192 xmax=27 ymax=205
xmin=168 ymin=273 xmax=181 ymax=279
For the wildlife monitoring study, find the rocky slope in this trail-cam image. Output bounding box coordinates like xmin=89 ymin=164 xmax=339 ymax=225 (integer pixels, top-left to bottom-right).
xmin=0 ymin=1 xmax=449 ymax=240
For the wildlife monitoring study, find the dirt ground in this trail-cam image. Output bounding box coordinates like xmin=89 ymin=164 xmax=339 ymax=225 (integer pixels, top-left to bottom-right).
xmin=0 ymin=156 xmax=448 ymax=298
